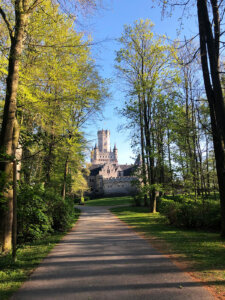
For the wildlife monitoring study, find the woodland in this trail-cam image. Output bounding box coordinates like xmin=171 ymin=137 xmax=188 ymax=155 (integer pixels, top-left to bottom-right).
xmin=0 ymin=0 xmax=108 ymax=256
xmin=0 ymin=0 xmax=225 ymax=263
xmin=115 ymin=1 xmax=225 ymax=238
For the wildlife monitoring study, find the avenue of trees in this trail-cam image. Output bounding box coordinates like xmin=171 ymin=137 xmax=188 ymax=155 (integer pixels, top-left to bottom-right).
xmin=0 ymin=0 xmax=107 ymax=253
xmin=0 ymin=0 xmax=225 ymax=257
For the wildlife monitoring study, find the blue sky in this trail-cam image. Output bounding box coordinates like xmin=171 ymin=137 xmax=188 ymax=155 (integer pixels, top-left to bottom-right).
xmin=82 ymin=0 xmax=198 ymax=164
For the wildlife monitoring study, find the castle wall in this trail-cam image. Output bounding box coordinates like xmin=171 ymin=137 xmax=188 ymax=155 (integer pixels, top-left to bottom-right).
xmin=99 ymin=163 xmax=119 ymax=178
xmin=103 ymin=177 xmax=136 ymax=195
xmin=92 ymin=151 xmax=117 ymax=164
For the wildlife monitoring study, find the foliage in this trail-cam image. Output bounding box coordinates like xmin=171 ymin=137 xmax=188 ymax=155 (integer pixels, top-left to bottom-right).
xmin=17 ymin=183 xmax=52 ymax=242
xmin=158 ymin=197 xmax=221 ymax=230
xmin=0 ymin=0 xmax=108 ymax=252
xmin=17 ymin=183 xmax=76 ymax=243
xmin=115 ymin=18 xmax=219 ymax=224
xmin=115 ymin=19 xmax=182 ymax=211
xmin=45 ymin=190 xmax=76 ymax=232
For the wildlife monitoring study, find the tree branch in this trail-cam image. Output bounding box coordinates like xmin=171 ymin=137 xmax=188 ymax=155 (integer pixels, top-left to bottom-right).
xmin=26 ymin=0 xmax=43 ymax=13
xmin=0 ymin=6 xmax=14 ymax=39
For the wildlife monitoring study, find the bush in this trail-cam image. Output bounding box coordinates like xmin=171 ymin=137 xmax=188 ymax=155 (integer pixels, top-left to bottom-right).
xmin=17 ymin=183 xmax=52 ymax=242
xmin=45 ymin=189 xmax=75 ymax=232
xmin=17 ymin=184 xmax=76 ymax=243
xmin=159 ymin=197 xmax=221 ymax=230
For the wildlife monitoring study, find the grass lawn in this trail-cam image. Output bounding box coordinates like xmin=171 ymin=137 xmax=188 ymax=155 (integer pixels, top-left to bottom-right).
xmin=0 ymin=208 xmax=80 ymax=300
xmin=84 ymin=195 xmax=133 ymax=206
xmin=111 ymin=206 xmax=225 ymax=299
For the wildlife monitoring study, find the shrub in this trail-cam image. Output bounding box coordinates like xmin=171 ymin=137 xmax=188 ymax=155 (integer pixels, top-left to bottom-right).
xmin=159 ymin=197 xmax=221 ymax=230
xmin=17 ymin=184 xmax=76 ymax=243
xmin=17 ymin=183 xmax=52 ymax=242
xmin=44 ymin=189 xmax=75 ymax=232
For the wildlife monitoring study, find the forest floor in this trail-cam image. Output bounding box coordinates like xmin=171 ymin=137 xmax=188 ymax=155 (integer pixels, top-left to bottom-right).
xmin=11 ymin=204 xmax=214 ymax=300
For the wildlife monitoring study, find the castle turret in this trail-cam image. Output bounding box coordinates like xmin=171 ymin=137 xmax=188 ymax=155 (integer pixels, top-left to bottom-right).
xmin=91 ymin=144 xmax=99 ymax=163
xmin=113 ymin=144 xmax=118 ymax=163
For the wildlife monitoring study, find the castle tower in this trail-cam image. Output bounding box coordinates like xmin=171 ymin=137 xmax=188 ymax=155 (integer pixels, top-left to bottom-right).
xmin=113 ymin=144 xmax=118 ymax=163
xmin=91 ymin=129 xmax=118 ymax=165
xmin=98 ymin=130 xmax=110 ymax=153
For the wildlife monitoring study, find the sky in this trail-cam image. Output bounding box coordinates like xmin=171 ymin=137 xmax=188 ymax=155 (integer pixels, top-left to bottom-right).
xmin=81 ymin=0 xmax=198 ymax=164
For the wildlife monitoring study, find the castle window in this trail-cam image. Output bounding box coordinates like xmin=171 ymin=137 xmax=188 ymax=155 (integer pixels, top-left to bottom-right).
xmin=107 ymin=169 xmax=110 ymax=174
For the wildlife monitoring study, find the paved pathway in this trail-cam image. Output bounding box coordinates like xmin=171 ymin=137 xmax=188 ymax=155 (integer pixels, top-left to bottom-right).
xmin=12 ymin=206 xmax=214 ymax=300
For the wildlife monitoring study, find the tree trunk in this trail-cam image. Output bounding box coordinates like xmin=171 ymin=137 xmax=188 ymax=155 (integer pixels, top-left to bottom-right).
xmin=197 ymin=0 xmax=225 ymax=236
xmin=167 ymin=128 xmax=174 ymax=194
xmin=150 ymin=130 xmax=156 ymax=213
xmin=0 ymin=7 xmax=28 ymax=252
xmin=12 ymin=159 xmax=17 ymax=261
xmin=138 ymin=95 xmax=148 ymax=206
xmin=206 ymin=134 xmax=210 ymax=194
xmin=62 ymin=157 xmax=69 ymax=200
xmin=1 ymin=119 xmax=20 ymax=252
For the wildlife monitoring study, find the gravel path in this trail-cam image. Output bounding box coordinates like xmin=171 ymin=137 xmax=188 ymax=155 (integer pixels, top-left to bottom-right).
xmin=12 ymin=206 xmax=214 ymax=300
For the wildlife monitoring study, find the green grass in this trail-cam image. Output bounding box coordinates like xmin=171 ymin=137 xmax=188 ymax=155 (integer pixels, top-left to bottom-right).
xmin=84 ymin=196 xmax=133 ymax=206
xmin=111 ymin=206 xmax=225 ymax=297
xmin=0 ymin=208 xmax=80 ymax=300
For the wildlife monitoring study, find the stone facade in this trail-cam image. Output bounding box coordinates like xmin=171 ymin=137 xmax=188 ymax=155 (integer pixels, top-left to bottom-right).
xmin=88 ymin=130 xmax=138 ymax=196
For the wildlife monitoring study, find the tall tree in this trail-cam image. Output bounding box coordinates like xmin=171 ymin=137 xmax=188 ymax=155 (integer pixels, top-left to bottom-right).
xmin=115 ymin=19 xmax=179 ymax=212
xmin=156 ymin=0 xmax=225 ymax=236
xmin=0 ymin=0 xmax=102 ymax=252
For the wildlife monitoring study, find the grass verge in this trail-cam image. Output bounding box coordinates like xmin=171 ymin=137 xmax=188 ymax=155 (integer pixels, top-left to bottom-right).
xmin=0 ymin=208 xmax=80 ymax=300
xmin=84 ymin=196 xmax=133 ymax=206
xmin=111 ymin=206 xmax=225 ymax=299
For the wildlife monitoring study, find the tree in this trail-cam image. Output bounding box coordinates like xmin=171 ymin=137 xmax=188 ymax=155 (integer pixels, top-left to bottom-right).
xmin=115 ymin=19 xmax=179 ymax=212
xmin=155 ymin=0 xmax=225 ymax=236
xmin=0 ymin=0 xmax=103 ymax=252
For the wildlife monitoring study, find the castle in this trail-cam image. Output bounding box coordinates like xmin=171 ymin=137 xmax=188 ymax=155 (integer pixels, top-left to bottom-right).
xmin=91 ymin=130 xmax=118 ymax=164
xmin=88 ymin=129 xmax=138 ymax=196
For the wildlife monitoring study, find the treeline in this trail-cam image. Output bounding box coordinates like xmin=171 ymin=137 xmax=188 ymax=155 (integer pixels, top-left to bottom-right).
xmin=115 ymin=20 xmax=221 ymax=230
xmin=0 ymin=0 xmax=106 ymax=253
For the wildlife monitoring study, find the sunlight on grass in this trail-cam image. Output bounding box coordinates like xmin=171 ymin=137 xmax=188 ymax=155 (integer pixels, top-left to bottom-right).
xmin=84 ymin=196 xmax=133 ymax=206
